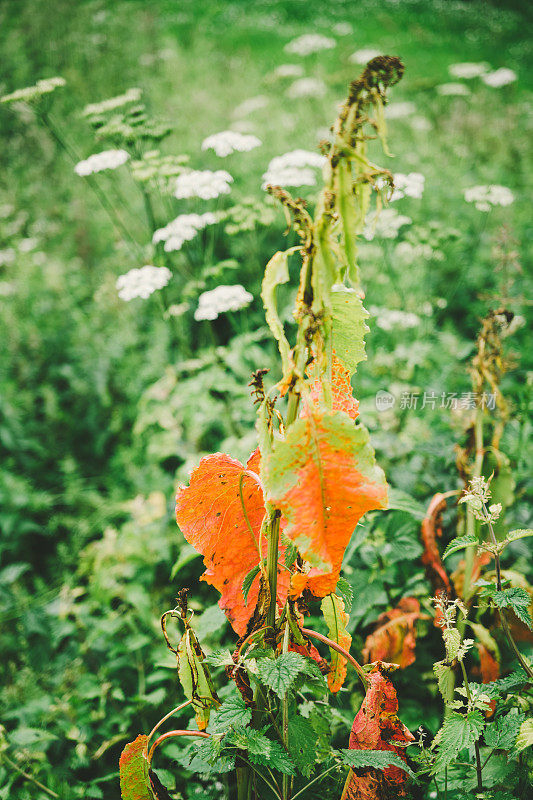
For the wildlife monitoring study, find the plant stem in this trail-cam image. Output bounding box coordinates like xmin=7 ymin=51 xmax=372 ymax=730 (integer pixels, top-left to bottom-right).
xmin=146 ymin=699 xmax=194 ymax=748
xmin=483 ymin=507 xmax=533 ymax=679
xmin=291 ymin=763 xmax=339 ymax=800
xmin=147 ymin=729 xmax=209 ymax=765
xmin=301 ymin=627 xmax=368 ymax=689
xmin=266 ymin=511 xmax=281 ymax=632
xmin=463 ymin=408 xmax=484 ymax=601
xmin=282 ymin=622 xmax=290 ymax=800
xmin=459 ymin=660 xmax=483 ymax=792
xmin=1 ymin=754 xmax=59 ymax=799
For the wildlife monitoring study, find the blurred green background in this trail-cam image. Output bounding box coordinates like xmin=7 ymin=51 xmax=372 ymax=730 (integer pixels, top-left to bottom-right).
xmin=0 ymin=0 xmax=531 ymax=797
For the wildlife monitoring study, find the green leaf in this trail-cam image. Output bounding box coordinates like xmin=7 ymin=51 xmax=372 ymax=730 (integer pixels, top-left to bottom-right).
xmin=385 ymin=488 xmax=426 ymax=520
xmin=330 ymin=287 xmax=369 ymax=374
xmin=433 ymin=661 xmax=455 ymax=704
xmin=433 ymin=711 xmax=485 ymax=773
xmin=190 ymin=736 xmax=235 ymax=774
xmin=335 ymin=577 xmax=354 ymax=611
xmin=119 ymin=735 xmax=153 ymax=800
xmin=256 ymin=652 xmax=307 ymax=697
xmin=284 ymin=541 xmax=298 ymax=569
xmin=205 ymin=649 xmax=234 ymax=668
xmin=442 ymin=534 xmax=478 ymax=560
xmin=229 ymin=728 xmax=295 ymax=775
xmin=211 ymin=695 xmax=252 ymax=733
xmin=506 ymin=528 xmax=533 ymax=544
xmin=477 ymin=668 xmax=529 ymax=699
xmin=261 ymin=250 xmax=292 ymax=380
xmin=515 ymin=718 xmax=533 ymax=752
xmin=443 ymin=628 xmax=462 ymax=662
xmin=481 ymin=586 xmax=533 ymax=629
xmin=242 ymin=564 xmax=261 ymax=606
xmin=484 ymin=712 xmax=525 ymax=750
xmin=336 ymin=160 xmax=361 ymax=286
xmin=288 ymin=716 xmax=319 ymax=777
xmin=339 ymin=749 xmax=414 ymax=778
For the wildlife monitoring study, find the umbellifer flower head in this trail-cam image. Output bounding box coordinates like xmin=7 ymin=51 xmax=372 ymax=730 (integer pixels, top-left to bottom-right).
xmin=116 ymin=265 xmax=171 ymax=301
xmin=194 ymin=284 xmax=253 ymax=321
xmin=174 ymin=170 xmax=233 ymax=200
xmin=75 ymin=149 xmax=130 ymax=176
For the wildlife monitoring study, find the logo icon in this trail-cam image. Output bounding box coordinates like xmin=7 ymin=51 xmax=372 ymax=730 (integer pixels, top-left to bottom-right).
xmin=375 ymin=390 xmax=395 ymax=412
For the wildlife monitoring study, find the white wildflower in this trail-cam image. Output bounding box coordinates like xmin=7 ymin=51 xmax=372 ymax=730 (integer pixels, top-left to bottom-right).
xmin=481 ymin=68 xmax=517 ymax=88
xmin=153 ymin=212 xmax=218 ymax=252
xmin=437 ymin=82 xmax=471 ymax=96
xmin=273 ymin=64 xmax=305 ymax=78
xmin=391 ymin=172 xmax=425 ymax=201
xmin=164 ymin=302 xmax=189 ymax=319
xmin=1 ymin=77 xmax=66 ymax=105
xmin=82 ymin=88 xmax=142 ymax=117
xmin=287 ymin=77 xmax=327 ymax=99
xmin=370 ymin=306 xmax=421 ymax=331
xmin=232 ymin=96 xmax=269 ymax=118
xmin=262 ymin=149 xmax=325 ymax=189
xmin=410 ymin=116 xmax=432 ymax=132
xmin=448 ymin=62 xmax=489 ymax=79
xmin=201 ymin=130 xmax=261 ymax=157
xmin=395 ymin=241 xmax=436 ymax=264
xmin=364 ymin=208 xmax=412 ymax=240
xmin=385 ymin=101 xmax=416 ymax=119
xmin=194 ymin=284 xmax=253 ymax=321
xmin=464 ymin=185 xmax=514 ymax=211
xmin=0 ymin=281 xmax=15 ymax=296
xmin=116 ymin=265 xmax=171 ymax=301
xmin=0 ymin=248 xmax=16 ymax=267
xmin=349 ymin=48 xmax=381 ymax=64
xmin=174 ymin=170 xmax=233 ymax=200
xmin=284 ymin=34 xmax=336 ymax=57
xmin=74 ymin=149 xmax=130 ymax=176
xmin=332 ymin=22 xmax=353 ymax=36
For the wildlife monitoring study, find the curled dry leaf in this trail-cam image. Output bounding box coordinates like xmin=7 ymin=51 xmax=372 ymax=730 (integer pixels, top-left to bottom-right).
xmin=175 ymin=449 xmax=289 ymax=636
xmin=362 ymin=597 xmax=421 ymax=669
xmin=321 ymin=593 xmax=352 ymax=692
xmin=341 ymin=662 xmax=414 ymax=800
xmin=421 ymin=493 xmax=452 ymax=595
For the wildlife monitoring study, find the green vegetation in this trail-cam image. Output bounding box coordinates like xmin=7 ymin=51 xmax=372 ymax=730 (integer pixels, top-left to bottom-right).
xmin=0 ymin=1 xmax=531 ymax=798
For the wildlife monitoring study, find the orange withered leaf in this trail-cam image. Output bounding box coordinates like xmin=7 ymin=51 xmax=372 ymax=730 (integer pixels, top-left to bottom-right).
xmin=304 ymin=352 xmax=359 ymax=421
xmin=341 ymin=662 xmax=414 ymax=800
xmin=421 ymin=493 xmax=452 ymax=595
xmin=264 ymin=409 xmax=387 ymax=598
xmin=362 ymin=597 xmax=421 ymax=669
xmin=175 ymin=449 xmax=289 ymax=636
xmin=477 ymin=644 xmax=500 ymax=684
xmin=119 ymin=735 xmax=152 ymax=800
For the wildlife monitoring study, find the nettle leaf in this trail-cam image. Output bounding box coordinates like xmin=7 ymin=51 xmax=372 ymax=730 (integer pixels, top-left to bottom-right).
xmin=386 ymin=488 xmax=426 ymax=520
xmin=256 ymin=652 xmax=307 ymax=697
xmin=433 ymin=711 xmax=485 ymax=773
xmin=330 ymin=287 xmax=369 ymax=374
xmin=229 ymin=728 xmax=295 ymax=775
xmin=340 ymin=749 xmax=414 ymax=778
xmin=343 ymin=663 xmax=414 ymax=798
xmin=321 ymin=593 xmax=352 ymax=692
xmin=264 ymin=409 xmax=387 ymax=598
xmin=484 ymin=711 xmax=525 ymax=750
xmin=479 ymin=668 xmax=528 ymax=699
xmin=506 ymin=528 xmax=533 ymax=544
xmin=211 ymin=694 xmax=252 ymax=732
xmin=205 ymin=649 xmax=234 ymax=668
xmin=481 ymin=585 xmax=533 ymax=629
xmin=288 ymin=716 xmax=319 ymax=777
xmin=119 ymin=735 xmax=152 ymax=800
xmin=442 ymin=534 xmax=478 ymax=560
xmin=362 ymin=597 xmax=421 ymax=669
xmin=433 ymin=661 xmax=455 ymax=704
xmin=190 ymin=736 xmax=235 ymax=774
xmin=261 ymin=249 xmax=292 ymax=381
xmin=175 ymin=450 xmax=289 ymax=635
xmin=336 ymin=577 xmax=354 ymax=612
xmin=515 ymin=718 xmax=533 ymax=752
xmin=443 ymin=628 xmax=462 ymax=662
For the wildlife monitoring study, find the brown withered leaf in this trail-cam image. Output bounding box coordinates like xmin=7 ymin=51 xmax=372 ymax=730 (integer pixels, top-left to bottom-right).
xmin=362 ymin=598 xmax=421 ymax=669
xmin=421 ymin=493 xmax=452 ymax=595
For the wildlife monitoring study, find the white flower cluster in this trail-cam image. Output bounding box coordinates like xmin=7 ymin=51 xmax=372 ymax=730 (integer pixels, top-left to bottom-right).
xmin=437 ymin=83 xmax=471 ymax=96
xmin=153 ymin=212 xmax=218 ymax=252
xmin=194 ymin=284 xmax=253 ymax=321
xmin=1 ymin=77 xmax=66 ymax=105
xmin=385 ymin=101 xmax=417 ymax=119
xmin=273 ymin=64 xmax=305 ymax=78
xmin=332 ymin=22 xmax=353 ymax=36
xmin=82 ymin=87 xmax=142 ymax=117
xmin=284 ymin=34 xmax=336 ymax=57
xmin=395 ymin=241 xmax=444 ymax=265
xmin=116 ymin=265 xmax=172 ymax=301
xmin=74 ymin=149 xmax=130 ymax=176
xmin=482 ymin=68 xmax=517 ymax=88
xmin=232 ymin=95 xmax=269 ymax=117
xmin=174 ymin=170 xmax=233 ymax=200
xmin=448 ymin=62 xmax=489 ymax=79
xmin=364 ymin=208 xmax=412 ymax=240
xmin=464 ymin=185 xmax=514 ymax=211
xmin=370 ymin=306 xmax=421 ymax=331
xmin=262 ymin=149 xmax=325 ymax=189
xmin=201 ymin=130 xmax=262 ymax=157
xmin=349 ymin=48 xmax=381 ymax=64
xmin=287 ymin=77 xmax=327 ymax=99
xmin=391 ymin=172 xmax=425 ymax=201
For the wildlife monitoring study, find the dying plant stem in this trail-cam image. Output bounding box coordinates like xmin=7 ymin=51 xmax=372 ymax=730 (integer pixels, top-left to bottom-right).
xmin=1 ymin=754 xmax=59 ymax=799
xmin=483 ymin=506 xmax=533 ymax=679
xmin=147 ymin=729 xmax=209 ymax=765
xmin=301 ymin=627 xmax=368 ymax=689
xmin=459 ymin=660 xmax=483 ymax=792
xmin=463 ymin=408 xmax=484 ymax=602
xmin=146 ymin=699 xmax=193 ymax=748
xmin=282 ymin=622 xmax=290 ymax=800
